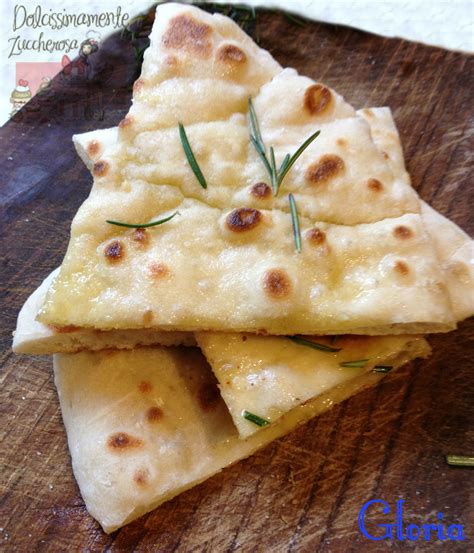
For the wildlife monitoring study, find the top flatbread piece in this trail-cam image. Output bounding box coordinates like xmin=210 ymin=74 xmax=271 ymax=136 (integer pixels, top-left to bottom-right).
xmin=37 ymin=3 xmax=454 ymax=335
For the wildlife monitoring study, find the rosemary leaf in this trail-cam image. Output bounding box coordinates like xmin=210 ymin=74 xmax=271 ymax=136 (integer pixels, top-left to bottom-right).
xmin=373 ymin=365 xmax=393 ymax=373
xmin=446 ymin=455 xmax=474 ymax=467
xmin=249 ymin=133 xmax=265 ymax=155
xmin=179 ymin=122 xmax=208 ymax=189
xmin=106 ymin=212 xmax=177 ymax=229
xmin=270 ymin=146 xmax=278 ymax=194
xmin=288 ymin=193 xmax=302 ymax=253
xmin=288 ymin=335 xmax=341 ymax=353
xmin=339 ymin=359 xmax=369 ymax=368
xmin=243 ymin=410 xmax=270 ymax=427
xmin=277 ymin=129 xmax=321 ymax=187
xmin=248 ymin=98 xmax=264 ymax=147
xmin=279 ymin=153 xmax=291 ymax=177
xmin=250 ymin=136 xmax=273 ymax=178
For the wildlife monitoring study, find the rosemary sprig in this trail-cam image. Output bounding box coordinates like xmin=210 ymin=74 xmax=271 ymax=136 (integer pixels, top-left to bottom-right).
xmin=248 ymin=98 xmax=320 ymax=195
xmin=373 ymin=365 xmax=393 ymax=373
xmin=106 ymin=212 xmax=177 ymax=228
xmin=178 ymin=122 xmax=208 ymax=189
xmin=243 ymin=410 xmax=270 ymax=427
xmin=339 ymin=359 xmax=369 ymax=368
xmin=288 ymin=335 xmax=341 ymax=353
xmin=446 ymin=455 xmax=474 ymax=467
xmin=288 ymin=194 xmax=302 ymax=253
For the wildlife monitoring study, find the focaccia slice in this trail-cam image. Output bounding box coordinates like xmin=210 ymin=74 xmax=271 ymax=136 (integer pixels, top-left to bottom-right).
xmin=38 ymin=3 xmax=456 ymax=335
xmin=196 ymin=333 xmax=430 ymax=437
xmin=54 ymin=341 xmax=429 ymax=532
xmin=73 ymin=107 xmax=473 ymax=325
xmin=15 ymin=109 xmax=471 ymax=353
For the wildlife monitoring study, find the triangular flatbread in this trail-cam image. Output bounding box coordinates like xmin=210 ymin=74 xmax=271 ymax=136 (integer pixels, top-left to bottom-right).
xmin=54 ymin=340 xmax=429 ymax=532
xmin=196 ymin=333 xmax=430 ymax=437
xmin=14 ymin=109 xmax=473 ymax=354
xmin=36 ymin=3 xmax=455 ymax=335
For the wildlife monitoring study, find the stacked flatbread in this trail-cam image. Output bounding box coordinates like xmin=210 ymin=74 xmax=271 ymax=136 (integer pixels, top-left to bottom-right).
xmin=13 ymin=3 xmax=473 ymax=533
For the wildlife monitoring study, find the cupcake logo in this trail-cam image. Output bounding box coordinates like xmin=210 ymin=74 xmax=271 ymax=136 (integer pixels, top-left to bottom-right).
xmin=9 ymin=78 xmax=32 ymax=116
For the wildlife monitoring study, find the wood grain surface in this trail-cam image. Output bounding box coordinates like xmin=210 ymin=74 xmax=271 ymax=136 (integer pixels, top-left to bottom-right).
xmin=1 ymin=4 xmax=473 ymax=552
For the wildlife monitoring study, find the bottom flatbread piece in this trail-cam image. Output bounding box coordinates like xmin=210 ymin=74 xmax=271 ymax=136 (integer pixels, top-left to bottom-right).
xmin=54 ymin=343 xmax=429 ymax=532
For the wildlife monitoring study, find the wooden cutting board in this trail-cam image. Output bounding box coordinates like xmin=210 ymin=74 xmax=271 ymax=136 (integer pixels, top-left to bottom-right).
xmin=1 ymin=5 xmax=472 ymax=552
